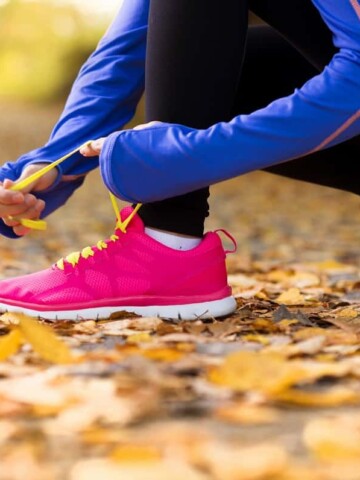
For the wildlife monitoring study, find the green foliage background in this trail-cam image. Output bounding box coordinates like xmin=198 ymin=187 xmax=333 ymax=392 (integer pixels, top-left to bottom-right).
xmin=0 ymin=0 xmax=108 ymax=103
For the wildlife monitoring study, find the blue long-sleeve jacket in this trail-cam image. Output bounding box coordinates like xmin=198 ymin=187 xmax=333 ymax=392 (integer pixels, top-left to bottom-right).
xmin=1 ymin=0 xmax=359 ymax=238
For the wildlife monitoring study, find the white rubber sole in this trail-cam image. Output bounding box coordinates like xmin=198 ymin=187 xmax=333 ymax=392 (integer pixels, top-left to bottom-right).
xmin=0 ymin=296 xmax=237 ymax=322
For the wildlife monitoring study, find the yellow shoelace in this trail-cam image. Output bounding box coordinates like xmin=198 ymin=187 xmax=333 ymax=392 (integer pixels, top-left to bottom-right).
xmin=56 ymin=202 xmax=142 ymax=270
xmin=9 ymin=141 xmax=142 ymax=269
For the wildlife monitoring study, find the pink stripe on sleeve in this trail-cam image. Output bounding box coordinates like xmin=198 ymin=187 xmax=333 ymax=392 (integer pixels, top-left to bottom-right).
xmin=349 ymin=0 xmax=360 ymax=20
xmin=311 ymin=109 xmax=360 ymax=152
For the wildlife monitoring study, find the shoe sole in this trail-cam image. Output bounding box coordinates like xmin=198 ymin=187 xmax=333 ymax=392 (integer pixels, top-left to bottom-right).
xmin=0 ymin=296 xmax=237 ymax=322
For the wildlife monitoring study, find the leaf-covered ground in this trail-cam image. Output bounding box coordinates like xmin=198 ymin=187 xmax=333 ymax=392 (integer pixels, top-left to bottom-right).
xmin=0 ymin=103 xmax=360 ymax=479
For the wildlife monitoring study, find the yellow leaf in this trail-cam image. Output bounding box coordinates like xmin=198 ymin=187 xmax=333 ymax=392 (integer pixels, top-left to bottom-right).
xmin=208 ymin=352 xmax=349 ymax=396
xmin=255 ymin=291 xmax=269 ymax=300
xmin=31 ymin=404 xmax=67 ymax=417
xmin=267 ymin=269 xmax=292 ymax=283
xmin=275 ymin=288 xmax=306 ymax=306
xmin=82 ymin=428 xmax=127 ymax=445
xmin=276 ymin=319 xmax=299 ymax=332
xmin=111 ymin=445 xmax=162 ymax=463
xmin=127 ymin=333 xmax=152 ymax=344
xmin=252 ymin=318 xmax=277 ymax=332
xmin=336 ymin=308 xmax=359 ymax=319
xmin=242 ymin=334 xmax=270 ymax=345
xmin=208 ymin=352 xmax=308 ymax=395
xmin=143 ymin=347 xmax=185 ymax=362
xmin=17 ymin=314 xmax=74 ymax=364
xmin=277 ymin=386 xmax=359 ymax=407
xmin=294 ymin=328 xmax=328 ymax=340
xmin=0 ymin=329 xmax=22 ymax=361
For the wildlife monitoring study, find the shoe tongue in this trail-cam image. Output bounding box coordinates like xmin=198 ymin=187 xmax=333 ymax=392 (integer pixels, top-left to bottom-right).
xmin=117 ymin=206 xmax=144 ymax=233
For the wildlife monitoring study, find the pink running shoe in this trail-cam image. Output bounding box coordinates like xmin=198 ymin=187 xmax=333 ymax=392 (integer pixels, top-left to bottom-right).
xmin=0 ymin=207 xmax=236 ymax=321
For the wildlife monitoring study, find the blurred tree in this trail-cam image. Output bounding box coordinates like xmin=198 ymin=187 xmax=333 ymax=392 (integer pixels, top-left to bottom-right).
xmin=0 ymin=0 xmax=107 ymax=103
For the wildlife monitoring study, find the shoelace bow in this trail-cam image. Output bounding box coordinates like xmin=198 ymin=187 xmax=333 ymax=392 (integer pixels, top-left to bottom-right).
xmin=9 ymin=141 xmax=142 ymax=270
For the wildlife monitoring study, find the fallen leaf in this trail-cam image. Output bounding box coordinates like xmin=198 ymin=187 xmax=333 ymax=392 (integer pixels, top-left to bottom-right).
xmin=142 ymin=347 xmax=185 ymax=362
xmin=275 ymin=288 xmax=306 ymax=306
xmin=336 ymin=308 xmax=359 ymax=319
xmin=17 ymin=314 xmax=74 ymax=364
xmin=127 ymin=332 xmax=152 ymax=344
xmin=233 ymin=285 xmax=265 ymax=300
xmin=208 ymin=351 xmax=349 ymax=396
xmin=277 ymin=386 xmax=359 ymax=407
xmin=276 ymin=319 xmax=299 ymax=333
xmin=128 ymin=317 xmax=163 ymax=331
xmin=242 ymin=334 xmax=270 ymax=345
xmin=99 ymin=319 xmax=132 ymax=335
xmin=0 ymin=328 xmax=22 ymax=361
xmin=214 ymin=403 xmax=279 ymax=424
xmin=326 ymin=319 xmax=360 ymax=337
xmin=111 ymin=444 xmax=162 ymax=463
xmin=273 ymin=305 xmax=312 ymax=326
xmin=267 ymin=269 xmax=293 ymax=283
xmin=73 ymin=321 xmax=97 ymax=334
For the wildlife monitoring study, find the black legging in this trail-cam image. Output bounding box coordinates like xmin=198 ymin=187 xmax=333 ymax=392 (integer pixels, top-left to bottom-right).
xmin=139 ymin=0 xmax=360 ymax=237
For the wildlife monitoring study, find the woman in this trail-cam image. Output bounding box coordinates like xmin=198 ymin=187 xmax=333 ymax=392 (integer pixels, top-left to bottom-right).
xmin=0 ymin=0 xmax=358 ymax=320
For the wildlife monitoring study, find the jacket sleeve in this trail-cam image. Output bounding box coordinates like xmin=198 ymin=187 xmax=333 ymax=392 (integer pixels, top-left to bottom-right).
xmin=99 ymin=0 xmax=360 ymax=204
xmin=0 ymin=0 xmax=149 ymax=238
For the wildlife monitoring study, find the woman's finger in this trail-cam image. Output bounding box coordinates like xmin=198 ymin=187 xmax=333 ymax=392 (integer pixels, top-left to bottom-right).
xmin=16 ymin=200 xmax=45 ymax=221
xmin=1 ymin=199 xmax=45 ymax=223
xmin=0 ymin=184 xmax=24 ymax=205
xmin=12 ymin=225 xmax=31 ymax=237
xmin=2 ymin=217 xmax=21 ymax=228
xmin=80 ymin=138 xmax=105 ymax=157
xmin=133 ymin=121 xmax=163 ymax=131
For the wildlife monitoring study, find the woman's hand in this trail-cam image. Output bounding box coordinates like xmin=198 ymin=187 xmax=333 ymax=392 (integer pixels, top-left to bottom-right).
xmin=0 ymin=163 xmax=58 ymax=236
xmin=80 ymin=122 xmax=163 ymax=158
